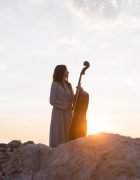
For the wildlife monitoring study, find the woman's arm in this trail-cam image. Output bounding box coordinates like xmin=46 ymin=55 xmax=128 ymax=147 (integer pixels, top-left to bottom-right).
xmin=50 ymin=82 xmax=70 ymax=110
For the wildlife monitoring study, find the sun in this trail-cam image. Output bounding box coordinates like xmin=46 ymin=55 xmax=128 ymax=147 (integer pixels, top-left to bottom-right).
xmin=87 ymin=112 xmax=112 ymax=135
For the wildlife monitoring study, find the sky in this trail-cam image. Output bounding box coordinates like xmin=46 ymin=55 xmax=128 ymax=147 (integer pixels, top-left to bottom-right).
xmin=0 ymin=0 xmax=140 ymax=145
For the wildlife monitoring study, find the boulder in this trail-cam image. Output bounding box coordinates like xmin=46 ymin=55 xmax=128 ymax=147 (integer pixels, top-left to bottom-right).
xmin=1 ymin=133 xmax=140 ymax=180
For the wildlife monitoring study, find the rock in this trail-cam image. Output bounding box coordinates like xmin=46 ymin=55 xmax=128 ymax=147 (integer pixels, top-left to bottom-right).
xmin=0 ymin=144 xmax=9 ymax=171
xmin=22 ymin=141 xmax=34 ymax=146
xmin=0 ymin=152 xmax=9 ymax=163
xmin=8 ymin=140 xmax=22 ymax=151
xmin=0 ymin=144 xmax=7 ymax=152
xmin=0 ymin=140 xmax=26 ymax=177
xmin=1 ymin=133 xmax=140 ymax=179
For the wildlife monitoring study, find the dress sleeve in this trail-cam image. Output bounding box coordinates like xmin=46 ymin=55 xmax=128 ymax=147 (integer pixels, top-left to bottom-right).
xmin=50 ymin=83 xmax=69 ymax=110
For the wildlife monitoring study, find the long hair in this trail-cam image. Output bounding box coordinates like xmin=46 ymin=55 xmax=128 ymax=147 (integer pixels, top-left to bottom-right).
xmin=53 ymin=64 xmax=74 ymax=96
xmin=53 ymin=65 xmax=67 ymax=83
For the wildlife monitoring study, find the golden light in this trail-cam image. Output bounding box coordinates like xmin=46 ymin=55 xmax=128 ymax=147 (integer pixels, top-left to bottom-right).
xmin=87 ymin=112 xmax=113 ymax=135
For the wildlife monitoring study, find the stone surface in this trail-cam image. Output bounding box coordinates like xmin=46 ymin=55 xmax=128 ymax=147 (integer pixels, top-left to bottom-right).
xmin=0 ymin=140 xmax=34 ymax=180
xmin=0 ymin=144 xmax=9 ymax=172
xmin=8 ymin=140 xmax=22 ymax=151
xmin=1 ymin=133 xmax=140 ymax=180
xmin=0 ymin=144 xmax=7 ymax=152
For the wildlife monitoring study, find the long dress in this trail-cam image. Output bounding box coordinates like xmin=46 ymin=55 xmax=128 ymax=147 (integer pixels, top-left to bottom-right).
xmin=49 ymin=82 xmax=74 ymax=147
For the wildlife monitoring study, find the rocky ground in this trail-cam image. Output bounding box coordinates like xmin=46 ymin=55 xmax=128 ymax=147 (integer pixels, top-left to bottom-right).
xmin=0 ymin=140 xmax=34 ymax=180
xmin=0 ymin=133 xmax=140 ymax=180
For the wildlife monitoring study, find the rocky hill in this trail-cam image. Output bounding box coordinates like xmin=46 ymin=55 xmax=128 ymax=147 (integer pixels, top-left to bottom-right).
xmin=0 ymin=133 xmax=140 ymax=180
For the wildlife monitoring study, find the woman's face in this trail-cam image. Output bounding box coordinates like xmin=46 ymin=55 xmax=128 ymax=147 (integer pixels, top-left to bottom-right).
xmin=63 ymin=69 xmax=69 ymax=80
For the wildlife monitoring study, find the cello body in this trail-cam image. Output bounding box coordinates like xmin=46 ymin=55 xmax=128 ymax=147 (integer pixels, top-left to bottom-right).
xmin=69 ymin=61 xmax=90 ymax=140
xmin=69 ymin=90 xmax=89 ymax=140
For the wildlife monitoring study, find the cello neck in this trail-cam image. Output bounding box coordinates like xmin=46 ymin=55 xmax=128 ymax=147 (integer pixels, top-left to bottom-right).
xmin=73 ymin=61 xmax=90 ymax=111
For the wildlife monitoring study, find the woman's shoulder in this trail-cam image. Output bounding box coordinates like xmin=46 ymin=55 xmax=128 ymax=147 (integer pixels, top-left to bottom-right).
xmin=51 ymin=81 xmax=60 ymax=87
xmin=51 ymin=82 xmax=59 ymax=92
xmin=52 ymin=81 xmax=58 ymax=85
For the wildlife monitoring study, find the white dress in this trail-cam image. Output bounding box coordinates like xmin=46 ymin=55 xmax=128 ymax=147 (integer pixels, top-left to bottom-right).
xmin=49 ymin=82 xmax=74 ymax=147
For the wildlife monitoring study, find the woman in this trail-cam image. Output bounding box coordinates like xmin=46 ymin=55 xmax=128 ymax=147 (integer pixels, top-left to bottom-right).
xmin=49 ymin=65 xmax=74 ymax=147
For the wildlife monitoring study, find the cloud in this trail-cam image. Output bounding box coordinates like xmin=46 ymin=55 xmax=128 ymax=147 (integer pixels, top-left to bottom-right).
xmin=6 ymin=73 xmax=21 ymax=79
xmin=30 ymin=0 xmax=47 ymax=5
xmin=0 ymin=62 xmax=6 ymax=72
xmin=0 ymin=62 xmax=20 ymax=79
xmin=0 ymin=97 xmax=10 ymax=102
xmin=58 ymin=36 xmax=87 ymax=50
xmin=62 ymin=0 xmax=140 ymax=31
xmin=0 ymin=45 xmax=3 ymax=51
xmin=132 ymin=35 xmax=140 ymax=45
xmin=59 ymin=37 xmax=78 ymax=45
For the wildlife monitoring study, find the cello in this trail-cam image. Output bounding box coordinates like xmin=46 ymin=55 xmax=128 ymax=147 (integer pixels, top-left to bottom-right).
xmin=69 ymin=61 xmax=90 ymax=140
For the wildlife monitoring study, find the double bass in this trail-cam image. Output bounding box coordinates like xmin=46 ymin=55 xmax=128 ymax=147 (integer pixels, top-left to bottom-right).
xmin=69 ymin=61 xmax=90 ymax=140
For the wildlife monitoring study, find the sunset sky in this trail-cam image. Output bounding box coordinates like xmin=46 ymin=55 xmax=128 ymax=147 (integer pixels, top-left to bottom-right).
xmin=0 ymin=0 xmax=140 ymax=145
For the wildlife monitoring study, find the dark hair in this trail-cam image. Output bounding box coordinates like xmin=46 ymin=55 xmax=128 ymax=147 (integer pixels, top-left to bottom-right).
xmin=53 ymin=65 xmax=73 ymax=95
xmin=53 ymin=65 xmax=67 ymax=83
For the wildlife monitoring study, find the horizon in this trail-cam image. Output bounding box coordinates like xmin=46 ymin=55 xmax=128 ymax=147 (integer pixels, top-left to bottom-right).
xmin=0 ymin=0 xmax=140 ymax=145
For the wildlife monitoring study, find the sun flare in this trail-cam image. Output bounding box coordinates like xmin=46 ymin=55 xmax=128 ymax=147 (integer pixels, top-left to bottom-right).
xmin=87 ymin=112 xmax=113 ymax=135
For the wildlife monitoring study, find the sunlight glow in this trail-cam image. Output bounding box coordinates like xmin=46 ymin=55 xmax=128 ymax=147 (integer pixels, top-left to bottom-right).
xmin=87 ymin=112 xmax=113 ymax=135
